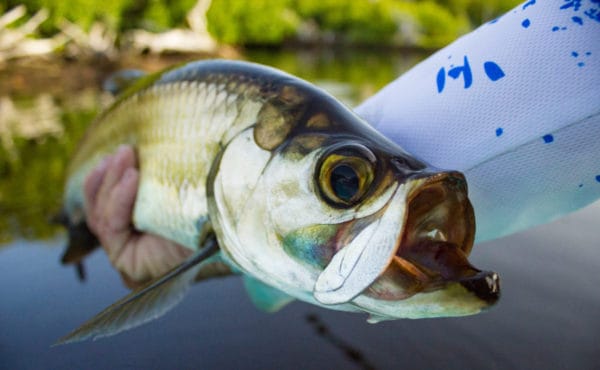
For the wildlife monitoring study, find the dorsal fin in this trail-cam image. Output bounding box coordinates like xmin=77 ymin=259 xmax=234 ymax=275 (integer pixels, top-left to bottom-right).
xmin=102 ymin=69 xmax=147 ymax=96
xmin=55 ymin=238 xmax=219 ymax=345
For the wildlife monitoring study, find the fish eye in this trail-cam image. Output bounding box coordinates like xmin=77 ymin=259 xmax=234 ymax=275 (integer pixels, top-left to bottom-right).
xmin=317 ymin=144 xmax=376 ymax=207
xmin=330 ymin=164 xmax=360 ymax=202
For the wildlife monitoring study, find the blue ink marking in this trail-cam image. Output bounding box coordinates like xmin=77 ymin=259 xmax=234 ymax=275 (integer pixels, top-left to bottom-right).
xmin=561 ymin=0 xmax=582 ymax=11
xmin=572 ymin=51 xmax=592 ymax=67
xmin=448 ymin=56 xmax=472 ymax=89
xmin=585 ymin=9 xmax=600 ymax=23
xmin=522 ymin=0 xmax=535 ymax=9
xmin=543 ymin=134 xmax=554 ymax=143
xmin=484 ymin=62 xmax=505 ymax=81
xmin=522 ymin=18 xmax=531 ymax=28
xmin=436 ymin=67 xmax=446 ymax=93
xmin=552 ymin=26 xmax=559 ymax=31
xmin=572 ymin=16 xmax=583 ymax=25
xmin=596 ymin=175 xmax=600 ymax=183
xmin=496 ymin=128 xmax=504 ymax=137
xmin=562 ymin=26 xmax=567 ymax=30
xmin=489 ymin=18 xmax=499 ymax=24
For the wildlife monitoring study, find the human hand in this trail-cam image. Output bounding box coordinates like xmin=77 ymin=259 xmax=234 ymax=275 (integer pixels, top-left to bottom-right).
xmin=83 ymin=145 xmax=191 ymax=287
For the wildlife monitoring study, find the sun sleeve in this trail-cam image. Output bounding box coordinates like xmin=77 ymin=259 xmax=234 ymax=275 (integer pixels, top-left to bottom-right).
xmin=356 ymin=0 xmax=600 ymax=242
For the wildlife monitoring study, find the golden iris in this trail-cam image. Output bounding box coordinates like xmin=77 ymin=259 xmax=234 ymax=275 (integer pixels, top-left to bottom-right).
xmin=318 ymin=149 xmax=375 ymax=207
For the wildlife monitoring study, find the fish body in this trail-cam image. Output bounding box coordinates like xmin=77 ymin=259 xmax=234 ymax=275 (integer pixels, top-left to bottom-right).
xmin=59 ymin=60 xmax=499 ymax=343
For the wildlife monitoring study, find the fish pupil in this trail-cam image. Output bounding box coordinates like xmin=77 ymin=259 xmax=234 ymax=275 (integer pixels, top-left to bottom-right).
xmin=330 ymin=164 xmax=359 ymax=202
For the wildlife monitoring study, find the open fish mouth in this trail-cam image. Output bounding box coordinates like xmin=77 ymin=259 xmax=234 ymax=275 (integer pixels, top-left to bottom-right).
xmin=401 ymin=172 xmax=476 ymax=284
xmin=361 ymin=172 xmax=500 ymax=315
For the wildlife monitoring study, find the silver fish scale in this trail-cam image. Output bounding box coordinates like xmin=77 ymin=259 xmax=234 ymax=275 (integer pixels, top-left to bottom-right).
xmin=64 ymin=64 xmax=268 ymax=250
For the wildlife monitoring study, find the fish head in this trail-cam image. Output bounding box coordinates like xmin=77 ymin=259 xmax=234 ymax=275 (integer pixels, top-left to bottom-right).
xmin=210 ymin=80 xmax=498 ymax=319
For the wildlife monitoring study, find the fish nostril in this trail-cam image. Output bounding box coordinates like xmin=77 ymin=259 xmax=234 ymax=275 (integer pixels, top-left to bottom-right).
xmin=391 ymin=156 xmax=427 ymax=175
xmin=439 ymin=172 xmax=467 ymax=192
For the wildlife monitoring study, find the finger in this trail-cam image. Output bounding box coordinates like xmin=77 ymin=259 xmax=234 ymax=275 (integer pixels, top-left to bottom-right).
xmin=83 ymin=156 xmax=111 ymax=215
xmin=161 ymin=241 xmax=194 ymax=273
xmin=106 ymin=167 xmax=139 ymax=235
xmin=119 ymin=270 xmax=145 ymax=290
xmin=101 ymin=168 xmax=140 ymax=258
xmin=114 ymin=235 xmax=193 ymax=285
xmin=142 ymin=237 xmax=193 ymax=278
xmin=96 ymin=145 xmax=137 ymax=207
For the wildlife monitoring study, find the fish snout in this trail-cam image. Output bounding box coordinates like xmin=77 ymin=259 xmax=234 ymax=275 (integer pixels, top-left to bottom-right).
xmin=458 ymin=270 xmax=501 ymax=306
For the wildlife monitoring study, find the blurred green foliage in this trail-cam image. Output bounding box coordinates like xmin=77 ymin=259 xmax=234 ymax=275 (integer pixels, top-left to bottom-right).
xmin=294 ymin=0 xmax=397 ymax=44
xmin=2 ymin=0 xmax=522 ymax=48
xmin=1 ymin=0 xmax=197 ymax=34
xmin=394 ymin=1 xmax=471 ymax=48
xmin=206 ymin=0 xmax=299 ymax=45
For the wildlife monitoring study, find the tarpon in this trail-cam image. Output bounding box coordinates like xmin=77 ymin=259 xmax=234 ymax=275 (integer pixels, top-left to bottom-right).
xmin=57 ymin=60 xmax=499 ymax=344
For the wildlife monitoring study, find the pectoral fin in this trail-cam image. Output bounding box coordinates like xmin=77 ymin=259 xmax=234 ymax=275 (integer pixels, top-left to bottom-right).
xmin=55 ymin=238 xmax=219 ymax=345
xmin=194 ymin=260 xmax=235 ymax=283
xmin=243 ymin=276 xmax=295 ymax=313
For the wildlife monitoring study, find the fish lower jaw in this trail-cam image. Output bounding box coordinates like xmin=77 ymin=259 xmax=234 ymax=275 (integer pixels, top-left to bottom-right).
xmin=355 ymin=277 xmax=498 ymax=321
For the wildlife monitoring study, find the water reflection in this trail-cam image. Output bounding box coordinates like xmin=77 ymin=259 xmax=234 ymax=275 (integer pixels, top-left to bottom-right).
xmin=0 ymin=89 xmax=102 ymax=243
xmin=0 ymin=51 xmax=598 ymax=369
xmin=305 ymin=313 xmax=377 ymax=370
xmin=0 ymin=94 xmax=63 ymax=157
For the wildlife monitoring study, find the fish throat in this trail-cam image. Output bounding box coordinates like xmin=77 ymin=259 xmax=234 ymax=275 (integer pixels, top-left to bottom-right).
xmin=400 ymin=174 xmax=476 ymax=281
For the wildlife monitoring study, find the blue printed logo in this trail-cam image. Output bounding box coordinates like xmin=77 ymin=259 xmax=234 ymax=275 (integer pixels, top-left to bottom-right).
xmin=437 ymin=56 xmax=505 ymax=93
